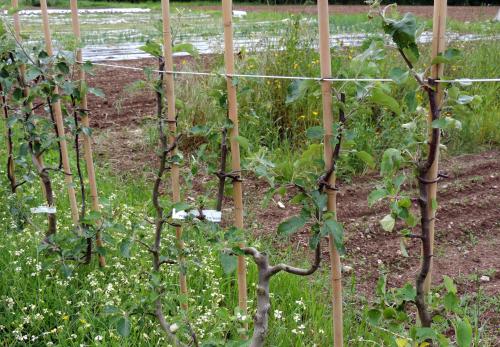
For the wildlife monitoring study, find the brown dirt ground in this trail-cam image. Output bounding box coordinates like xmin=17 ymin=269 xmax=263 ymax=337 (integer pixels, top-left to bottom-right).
xmin=198 ymin=4 xmax=499 ymax=22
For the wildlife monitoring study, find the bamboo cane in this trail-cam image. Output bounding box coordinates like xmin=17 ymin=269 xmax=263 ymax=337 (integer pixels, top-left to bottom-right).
xmin=317 ymin=0 xmax=343 ymax=345
xmin=222 ymin=0 xmax=248 ymax=329
xmin=423 ymin=0 xmax=447 ymax=294
xmin=161 ymin=0 xmax=188 ymax=308
xmin=40 ymin=0 xmax=80 ymax=226
xmin=70 ymin=0 xmax=106 ymax=267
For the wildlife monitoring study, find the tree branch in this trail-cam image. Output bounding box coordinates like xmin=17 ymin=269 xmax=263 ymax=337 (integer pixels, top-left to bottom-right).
xmin=237 ymin=240 xmax=322 ymax=347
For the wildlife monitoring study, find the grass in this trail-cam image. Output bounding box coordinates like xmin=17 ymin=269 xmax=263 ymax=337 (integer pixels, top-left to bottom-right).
xmin=0 ymin=152 xmax=360 ymax=345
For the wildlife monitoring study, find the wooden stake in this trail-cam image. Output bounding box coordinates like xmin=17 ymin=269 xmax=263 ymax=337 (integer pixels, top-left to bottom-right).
xmin=222 ymin=0 xmax=248 ymax=329
xmin=70 ymin=0 xmax=105 ymax=267
xmin=40 ymin=0 xmax=80 ymax=226
xmin=317 ymin=1 xmax=343 ymax=345
xmin=424 ymin=0 xmax=447 ymax=294
xmin=161 ymin=0 xmax=188 ymax=308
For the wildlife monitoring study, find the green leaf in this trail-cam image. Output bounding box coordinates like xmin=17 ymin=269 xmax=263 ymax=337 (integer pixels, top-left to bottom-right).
xmin=119 ymin=239 xmax=132 ymax=258
xmin=442 ymin=275 xmax=457 ymax=294
xmin=88 ymin=87 xmax=104 ymax=98
xmin=380 ymin=214 xmax=395 ymax=232
xmin=371 ymin=85 xmax=401 ymax=114
xmin=383 ymin=307 xmax=397 ymax=319
xmin=7 ymin=116 xmax=18 ymax=128
xmin=285 ymin=79 xmax=316 ymax=104
xmin=397 ymin=197 xmax=412 ymax=208
xmin=380 ymin=148 xmax=402 ymax=176
xmin=305 ymin=126 xmax=324 ymax=140
xmin=376 ymin=275 xmax=387 ymax=297
xmin=172 ymin=202 xmax=191 ymax=211
xmin=355 ymin=150 xmax=375 ymax=169
xmin=368 ymin=188 xmax=388 ymax=207
xmin=82 ymin=210 xmax=101 ymax=225
xmin=12 ymin=88 xmax=24 ymax=101
xmin=277 ymin=216 xmax=307 ymax=236
xmin=431 ymin=48 xmax=462 ymax=65
xmin=56 ymin=61 xmax=70 ymax=74
xmin=454 ymin=318 xmax=472 ymax=347
xmin=117 ymin=316 xmax=131 ymax=337
xmin=404 ymin=213 xmax=417 ymax=227
xmin=220 ymin=253 xmax=237 ymax=274
xmin=235 ymin=135 xmax=250 ymax=150
xmin=190 ymin=125 xmax=210 ymax=136
xmin=25 ymin=67 xmax=41 ymax=82
xmin=404 ymin=91 xmax=417 ymax=113
xmin=139 ymin=40 xmax=162 ymax=58
xmin=444 ymin=292 xmax=459 ymax=312
xmin=457 ymin=95 xmax=474 ymax=105
xmin=173 ymin=43 xmax=198 ymax=56
xmin=415 ymin=327 xmax=436 ymax=341
xmin=396 ymin=283 xmax=416 ymax=301
xmin=311 ymin=190 xmax=328 ymax=212
xmin=389 ymin=67 xmax=409 ymax=85
xmin=321 ymin=219 xmax=345 ymax=254
xmin=309 ymin=231 xmax=320 ymax=250
xmin=383 ymin=13 xmax=419 ymax=61
xmin=366 ymin=309 xmax=382 ymax=325
xmin=432 ymin=117 xmax=462 ymax=130
xmin=81 ymin=126 xmax=92 ymax=137
xmin=82 ymin=61 xmax=94 ymax=74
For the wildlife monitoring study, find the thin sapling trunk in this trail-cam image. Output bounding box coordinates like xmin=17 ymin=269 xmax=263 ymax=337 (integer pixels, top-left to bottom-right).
xmin=149 ymin=57 xmax=190 ymax=347
xmin=1 ymin=84 xmax=16 ymax=192
xmin=414 ymin=80 xmax=441 ymax=327
xmin=216 ymin=125 xmax=228 ymax=211
xmin=72 ymin=97 xmax=91 ymax=263
xmin=397 ymin=47 xmax=442 ymax=326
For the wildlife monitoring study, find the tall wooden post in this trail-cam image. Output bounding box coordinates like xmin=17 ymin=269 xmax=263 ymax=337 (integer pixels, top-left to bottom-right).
xmin=222 ymin=0 xmax=248 ymax=328
xmin=40 ymin=0 xmax=80 ymax=225
xmin=424 ymin=0 xmax=447 ymax=293
xmin=317 ymin=0 xmax=343 ymax=345
xmin=70 ymin=0 xmax=106 ymax=267
xmin=161 ymin=0 xmax=188 ymax=308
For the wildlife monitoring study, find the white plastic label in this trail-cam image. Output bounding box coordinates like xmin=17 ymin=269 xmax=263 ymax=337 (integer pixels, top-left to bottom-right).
xmin=172 ymin=209 xmax=222 ymax=223
xmin=31 ymin=206 xmax=56 ymax=214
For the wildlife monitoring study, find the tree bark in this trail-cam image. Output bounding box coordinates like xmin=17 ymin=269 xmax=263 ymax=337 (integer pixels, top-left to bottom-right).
xmin=241 ymin=243 xmax=321 ymax=347
xmin=216 ymin=126 xmax=228 ymax=211
xmin=414 ymin=81 xmax=441 ymax=328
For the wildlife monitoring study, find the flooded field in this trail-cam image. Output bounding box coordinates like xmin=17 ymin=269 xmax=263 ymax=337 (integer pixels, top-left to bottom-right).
xmin=1 ymin=8 xmax=499 ymax=61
